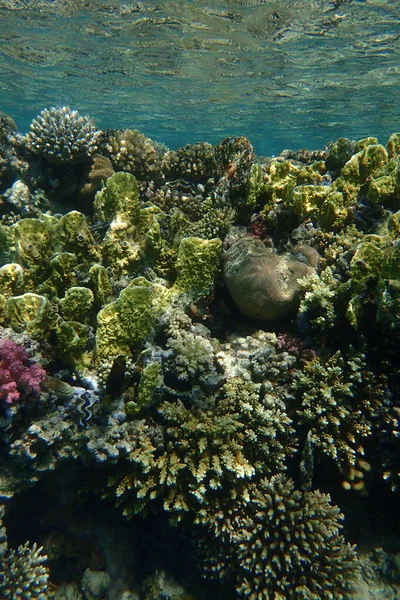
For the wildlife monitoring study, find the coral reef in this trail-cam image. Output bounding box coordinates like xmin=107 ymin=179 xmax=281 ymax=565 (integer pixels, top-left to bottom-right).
xmin=0 ymin=108 xmax=400 ymax=599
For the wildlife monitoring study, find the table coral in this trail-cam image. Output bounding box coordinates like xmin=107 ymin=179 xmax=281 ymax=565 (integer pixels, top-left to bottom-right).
xmin=109 ymin=378 xmax=296 ymax=520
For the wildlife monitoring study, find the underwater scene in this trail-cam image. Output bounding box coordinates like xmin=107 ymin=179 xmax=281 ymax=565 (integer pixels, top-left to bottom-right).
xmin=1 ymin=1 xmax=400 ymax=599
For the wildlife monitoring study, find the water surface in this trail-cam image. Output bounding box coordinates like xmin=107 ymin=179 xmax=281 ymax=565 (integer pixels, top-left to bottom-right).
xmin=0 ymin=0 xmax=399 ymax=154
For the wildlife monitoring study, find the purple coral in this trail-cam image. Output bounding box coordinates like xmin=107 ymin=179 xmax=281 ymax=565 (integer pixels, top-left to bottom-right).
xmin=0 ymin=338 xmax=45 ymax=404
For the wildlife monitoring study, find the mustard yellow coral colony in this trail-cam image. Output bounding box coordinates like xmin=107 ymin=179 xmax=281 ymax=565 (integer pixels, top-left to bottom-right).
xmin=1 ymin=107 xmax=400 ymax=599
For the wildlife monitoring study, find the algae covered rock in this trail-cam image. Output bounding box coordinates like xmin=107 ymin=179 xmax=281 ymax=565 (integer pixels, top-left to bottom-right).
xmin=223 ymin=235 xmax=317 ymax=321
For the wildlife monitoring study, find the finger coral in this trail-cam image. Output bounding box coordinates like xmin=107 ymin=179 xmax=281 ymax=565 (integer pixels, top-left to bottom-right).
xmin=25 ymin=106 xmax=100 ymax=164
xmin=162 ymin=142 xmax=217 ymax=182
xmin=205 ymin=475 xmax=359 ymax=599
xmin=0 ymin=541 xmax=50 ymax=599
xmin=101 ymin=128 xmax=164 ymax=181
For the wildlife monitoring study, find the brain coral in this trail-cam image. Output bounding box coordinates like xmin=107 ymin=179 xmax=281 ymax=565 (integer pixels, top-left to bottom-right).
xmin=25 ymin=106 xmax=100 ymax=164
xmin=223 ymin=234 xmax=317 ymax=321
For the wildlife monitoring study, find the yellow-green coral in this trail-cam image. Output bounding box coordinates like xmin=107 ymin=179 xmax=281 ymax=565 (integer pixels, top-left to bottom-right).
xmin=173 ymin=236 xmax=221 ymax=295
xmin=0 ymin=263 xmax=25 ymax=298
xmin=96 ymin=277 xmax=174 ymax=361
xmin=3 ymin=293 xmax=58 ymax=340
xmin=59 ymin=286 xmax=94 ymax=323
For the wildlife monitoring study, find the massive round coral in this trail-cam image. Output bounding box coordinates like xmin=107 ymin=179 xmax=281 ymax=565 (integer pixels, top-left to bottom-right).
xmin=25 ymin=106 xmax=100 ymax=164
xmin=223 ymin=234 xmax=317 ymax=321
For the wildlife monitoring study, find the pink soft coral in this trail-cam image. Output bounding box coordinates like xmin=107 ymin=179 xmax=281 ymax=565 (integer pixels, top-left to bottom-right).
xmin=0 ymin=338 xmax=46 ymax=404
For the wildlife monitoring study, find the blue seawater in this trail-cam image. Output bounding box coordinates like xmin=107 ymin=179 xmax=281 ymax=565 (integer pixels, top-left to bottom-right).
xmin=0 ymin=0 xmax=399 ymax=154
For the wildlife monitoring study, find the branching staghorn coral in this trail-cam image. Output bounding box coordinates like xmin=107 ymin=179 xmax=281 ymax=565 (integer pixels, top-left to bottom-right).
xmin=298 ymin=266 xmax=341 ymax=331
xmin=109 ymin=378 xmax=296 ymax=521
xmin=293 ymin=348 xmax=387 ymax=473
xmin=164 ymin=310 xmax=217 ymax=382
xmin=198 ymin=474 xmax=358 ymax=599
